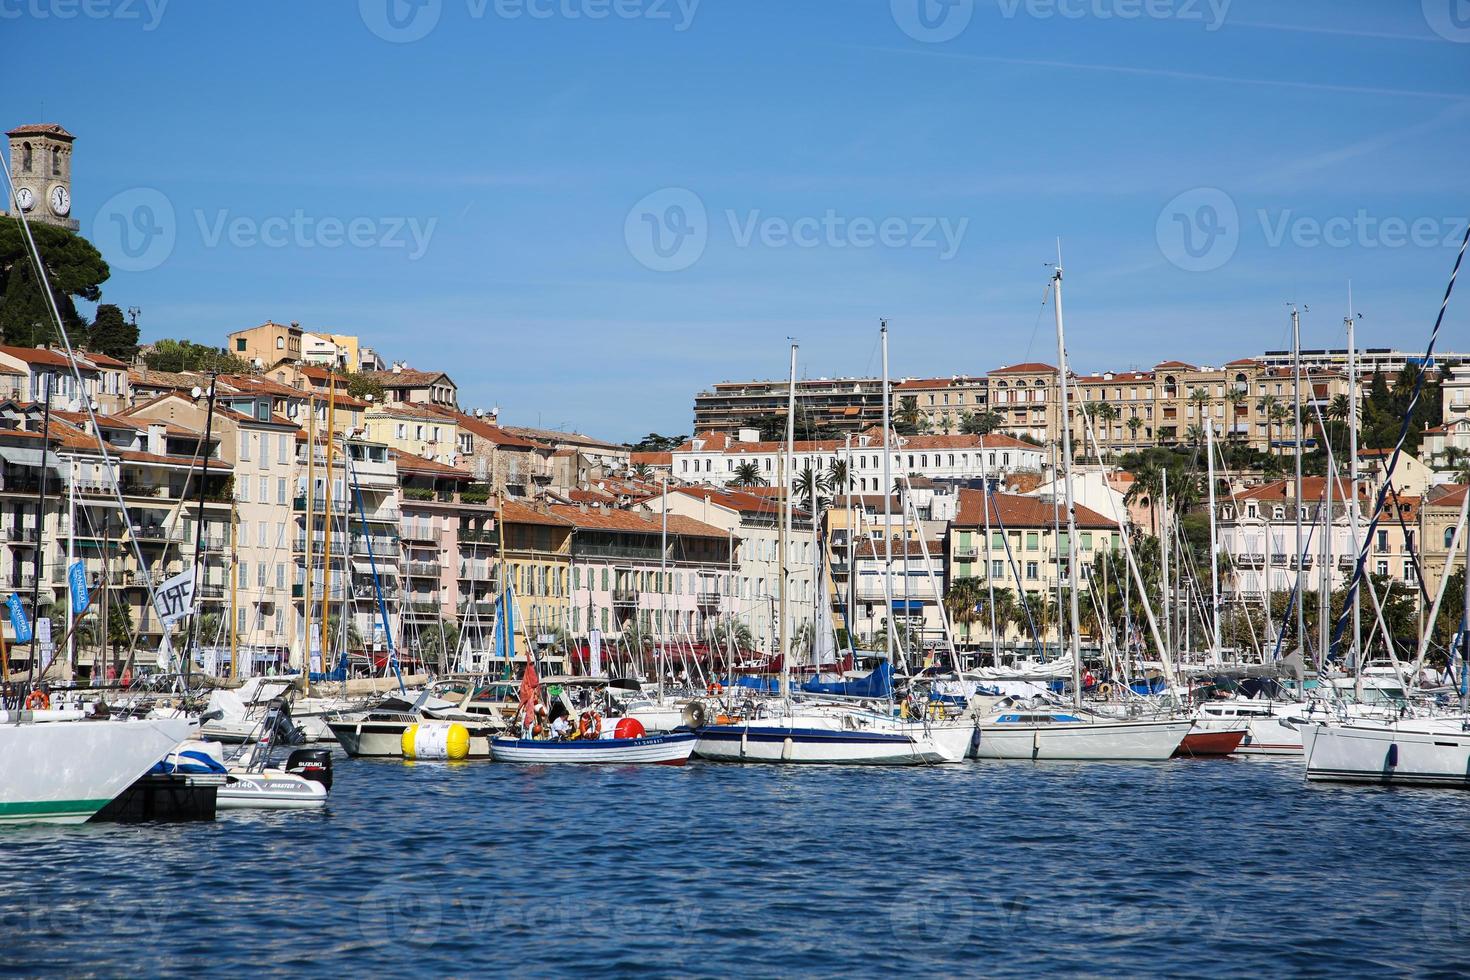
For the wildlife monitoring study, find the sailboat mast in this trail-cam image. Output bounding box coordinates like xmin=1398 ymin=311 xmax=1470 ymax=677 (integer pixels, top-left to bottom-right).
xmin=779 ymin=342 xmax=797 ymax=699
xmin=881 ymin=321 xmax=894 ymax=666
xmin=1205 ymin=422 xmax=1221 ymax=664
xmin=659 ymin=475 xmax=668 ymax=702
xmin=317 ymin=377 xmax=338 ymax=689
xmin=66 ymin=458 xmax=76 ymax=678
xmin=1345 ymin=290 xmax=1362 ymax=676
xmin=1292 ymin=306 xmax=1306 ymax=660
xmin=1051 ymin=260 xmax=1084 ymax=708
xmin=230 ymin=500 xmax=239 ymax=682
xmin=302 ymin=396 xmax=316 ymax=690
xmin=1161 ymin=468 xmax=1171 ymax=655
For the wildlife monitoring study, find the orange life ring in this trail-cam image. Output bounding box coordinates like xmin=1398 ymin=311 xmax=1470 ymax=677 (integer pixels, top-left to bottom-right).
xmin=26 ymin=690 xmax=49 ymax=711
xmin=1096 ymin=683 xmax=1112 ymax=698
xmin=707 ymin=682 xmax=723 ymax=696
xmin=581 ymin=712 xmax=602 ymax=739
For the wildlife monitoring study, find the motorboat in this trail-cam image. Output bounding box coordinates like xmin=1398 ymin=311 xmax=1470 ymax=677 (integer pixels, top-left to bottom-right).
xmin=491 ymin=729 xmax=697 ymax=765
xmin=692 ymin=700 xmax=973 ymax=765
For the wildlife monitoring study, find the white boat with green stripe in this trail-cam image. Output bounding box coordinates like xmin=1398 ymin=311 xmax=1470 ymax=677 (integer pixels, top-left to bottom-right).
xmin=0 ymin=714 xmax=193 ymax=825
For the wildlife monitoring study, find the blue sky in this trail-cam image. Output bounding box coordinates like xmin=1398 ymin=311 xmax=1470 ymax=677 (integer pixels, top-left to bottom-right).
xmin=4 ymin=0 xmax=1468 ymax=441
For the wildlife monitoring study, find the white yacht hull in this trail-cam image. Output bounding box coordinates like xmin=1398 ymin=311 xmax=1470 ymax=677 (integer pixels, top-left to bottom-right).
xmin=971 ymin=718 xmax=1191 ymax=761
xmin=1302 ymin=722 xmax=1470 ymax=787
xmin=693 ymin=723 xmax=959 ymax=765
xmin=491 ymin=732 xmax=696 ymax=764
xmin=0 ymin=716 xmax=193 ymax=824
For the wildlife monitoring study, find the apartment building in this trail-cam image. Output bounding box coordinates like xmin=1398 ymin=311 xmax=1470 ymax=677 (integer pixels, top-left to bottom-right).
xmin=653 ymin=485 xmax=813 ymax=654
xmin=893 ymin=376 xmax=989 ymax=434
xmin=671 ymin=428 xmax=1046 ymax=491
xmin=123 ymin=390 xmax=302 ymax=668
xmin=1216 ymin=477 xmax=1418 ymax=600
xmin=363 ymin=365 xmax=458 ymax=410
xmin=947 ymin=488 xmax=1121 ymax=644
xmin=0 ymin=345 xmax=130 ymax=413
xmin=692 ymin=377 xmax=888 ymax=435
xmin=227 ymin=320 xmax=304 ymax=368
xmin=495 ymin=499 xmax=573 ymax=670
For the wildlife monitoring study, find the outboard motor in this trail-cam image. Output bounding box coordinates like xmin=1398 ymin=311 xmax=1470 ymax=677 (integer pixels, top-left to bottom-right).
xmin=285 ymin=748 xmax=334 ymax=791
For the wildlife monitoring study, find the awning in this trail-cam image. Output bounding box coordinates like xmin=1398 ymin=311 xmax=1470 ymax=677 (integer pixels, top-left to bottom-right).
xmin=0 ymin=446 xmax=67 ymax=477
xmin=353 ymin=559 xmax=398 ymax=576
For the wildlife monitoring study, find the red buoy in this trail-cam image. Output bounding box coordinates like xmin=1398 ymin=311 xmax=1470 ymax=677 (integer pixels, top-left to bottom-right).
xmin=614 ymin=717 xmax=645 ymax=740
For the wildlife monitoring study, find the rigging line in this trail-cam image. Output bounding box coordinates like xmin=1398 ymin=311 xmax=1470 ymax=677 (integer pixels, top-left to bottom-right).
xmin=1021 ymin=279 xmax=1054 ymax=369
xmin=1333 ymin=220 xmax=1470 ymax=649
xmin=0 ymin=164 xmax=184 ymax=676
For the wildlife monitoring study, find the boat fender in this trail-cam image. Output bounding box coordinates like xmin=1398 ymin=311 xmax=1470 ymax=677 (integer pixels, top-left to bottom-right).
xmin=1386 ymin=743 xmax=1399 ymax=769
xmin=614 ymin=717 xmax=645 ymax=740
xmin=781 ymin=737 xmax=794 ymax=761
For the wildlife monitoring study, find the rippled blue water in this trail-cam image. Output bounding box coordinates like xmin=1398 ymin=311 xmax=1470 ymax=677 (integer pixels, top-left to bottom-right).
xmin=2 ymin=755 xmax=1469 ymax=977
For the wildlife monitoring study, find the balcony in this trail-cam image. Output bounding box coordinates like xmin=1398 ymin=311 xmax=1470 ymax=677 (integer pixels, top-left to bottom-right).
xmin=401 ymin=525 xmax=438 ymax=543
xmin=405 ymin=560 xmax=439 ymax=578
xmin=1236 ymin=553 xmax=1265 ymax=569
xmin=458 ymin=527 xmax=495 ymax=544
xmin=3 ymin=526 xmax=39 ymax=545
xmin=954 ymin=547 xmax=979 ymax=561
xmin=612 ymin=588 xmax=638 ymax=606
xmin=696 ymin=591 xmax=722 ymax=607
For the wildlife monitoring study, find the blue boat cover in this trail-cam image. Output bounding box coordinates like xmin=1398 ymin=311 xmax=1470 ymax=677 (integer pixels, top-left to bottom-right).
xmin=800 ymin=661 xmax=893 ymax=699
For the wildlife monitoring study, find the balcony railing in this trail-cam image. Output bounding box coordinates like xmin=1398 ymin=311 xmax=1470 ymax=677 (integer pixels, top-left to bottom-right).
xmin=1237 ymin=553 xmax=1265 ymax=569
xmin=954 ymin=547 xmax=979 ymax=560
xmin=405 ymin=560 xmax=439 ymax=577
xmin=612 ymin=588 xmax=638 ymax=606
xmin=401 ymin=525 xmax=438 ymax=543
xmin=458 ymin=528 xmax=495 ymax=543
xmin=696 ymin=591 xmax=722 ymax=606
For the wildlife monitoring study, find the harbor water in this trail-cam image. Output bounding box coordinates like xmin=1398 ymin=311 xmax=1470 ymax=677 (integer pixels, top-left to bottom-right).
xmin=3 ymin=756 xmax=1468 ymax=977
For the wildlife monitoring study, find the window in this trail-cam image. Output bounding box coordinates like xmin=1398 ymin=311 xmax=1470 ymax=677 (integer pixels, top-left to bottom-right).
xmin=239 ymin=477 xmax=249 ymax=503
xmin=259 ymin=477 xmax=269 ymax=501
xmin=257 ymin=564 xmax=267 ymax=587
xmin=20 ymin=142 xmax=32 ymax=172
xmin=239 ymin=432 xmax=251 ymax=460
xmin=1026 ymin=561 xmax=1039 ymax=580
xmin=1447 ymin=527 xmax=1458 ymax=549
xmin=51 ymin=147 xmax=60 ymax=176
xmin=1376 ymin=560 xmax=1388 ymax=577
xmin=276 ymin=336 xmax=285 ymax=350
xmin=1376 ymin=530 xmax=1388 ymax=550
xmin=277 ymin=478 xmax=287 ymax=504
xmin=257 ymin=523 xmax=266 ymax=547
xmin=235 ymin=338 xmax=246 ymax=352
xmin=1405 ymin=562 xmax=1418 ymax=584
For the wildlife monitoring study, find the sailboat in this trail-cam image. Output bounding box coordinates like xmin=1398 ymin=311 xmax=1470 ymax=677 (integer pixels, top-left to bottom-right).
xmin=969 ymin=257 xmax=1190 ymax=761
xmin=692 ymin=336 xmax=973 ymax=765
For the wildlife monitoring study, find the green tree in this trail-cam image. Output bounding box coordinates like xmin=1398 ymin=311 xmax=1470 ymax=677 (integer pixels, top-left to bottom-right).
xmin=944 ymin=576 xmax=987 ymax=645
xmin=86 ymin=303 xmax=139 ymax=361
xmin=961 ymin=410 xmax=1003 ymax=435
xmin=794 ymin=463 xmax=828 ymax=513
xmin=0 ymin=218 xmax=110 ymax=347
xmin=892 ymin=396 xmax=923 ymax=435
xmin=346 ymin=370 xmax=384 ymax=402
xmin=142 ymin=339 xmax=249 ymax=374
xmin=626 ymin=433 xmax=687 ymax=453
xmin=732 ymin=460 xmax=766 ymax=487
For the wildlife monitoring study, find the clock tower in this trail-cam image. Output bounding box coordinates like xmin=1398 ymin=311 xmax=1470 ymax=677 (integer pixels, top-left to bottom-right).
xmin=6 ymin=123 xmax=78 ymax=232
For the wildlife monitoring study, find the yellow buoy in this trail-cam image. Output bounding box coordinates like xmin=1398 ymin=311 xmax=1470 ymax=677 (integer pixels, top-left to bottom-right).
xmin=400 ymin=722 xmax=470 ymax=760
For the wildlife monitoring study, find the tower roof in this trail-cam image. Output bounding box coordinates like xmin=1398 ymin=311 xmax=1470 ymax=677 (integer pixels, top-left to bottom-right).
xmin=7 ymin=123 xmax=75 ymax=141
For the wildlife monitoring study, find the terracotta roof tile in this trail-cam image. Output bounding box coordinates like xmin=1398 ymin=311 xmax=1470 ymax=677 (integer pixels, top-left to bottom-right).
xmin=954 ymin=489 xmax=1117 ymax=529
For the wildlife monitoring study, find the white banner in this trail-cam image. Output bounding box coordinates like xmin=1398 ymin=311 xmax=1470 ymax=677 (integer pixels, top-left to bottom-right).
xmin=589 ymin=629 xmax=603 ymax=676
xmin=152 ymin=567 xmax=196 ymax=628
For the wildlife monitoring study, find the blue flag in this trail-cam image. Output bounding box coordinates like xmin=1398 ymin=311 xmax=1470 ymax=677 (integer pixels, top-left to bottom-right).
xmin=68 ymin=561 xmax=89 ymax=616
xmin=8 ymin=593 xmax=31 ymax=644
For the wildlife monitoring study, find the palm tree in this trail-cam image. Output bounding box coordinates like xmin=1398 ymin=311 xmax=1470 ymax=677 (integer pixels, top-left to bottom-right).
xmin=825 ymin=458 xmax=852 ymax=501
xmin=732 ymin=460 xmax=766 ymax=487
xmin=944 ymin=576 xmax=986 ymax=646
xmin=1126 ymin=415 xmax=1143 ymax=445
xmin=1092 ymin=402 xmax=1120 ymax=455
xmin=794 ymin=463 xmax=828 ymax=513
xmin=418 ymin=618 xmax=461 ymax=665
xmin=1188 ymin=387 xmax=1211 ymax=421
xmin=1184 ymin=424 xmax=1205 ymax=448
xmin=1257 ymin=394 xmax=1280 ymax=448
xmin=893 ymin=395 xmax=922 ymax=434
xmin=632 ymin=462 xmax=653 ymax=480
xmin=1225 ymin=388 xmax=1248 ymax=440
xmin=978 ymin=586 xmax=1018 ymax=648
xmin=1125 ymin=461 xmax=1164 ymax=536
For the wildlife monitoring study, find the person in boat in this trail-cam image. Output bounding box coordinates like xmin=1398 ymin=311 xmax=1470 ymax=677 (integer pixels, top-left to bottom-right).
xmin=549 ymin=713 xmax=571 ymax=740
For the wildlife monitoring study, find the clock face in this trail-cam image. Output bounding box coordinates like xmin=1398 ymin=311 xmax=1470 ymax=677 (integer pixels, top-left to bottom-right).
xmin=48 ymin=185 xmax=70 ymax=217
xmin=14 ymin=187 xmax=34 ymax=211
